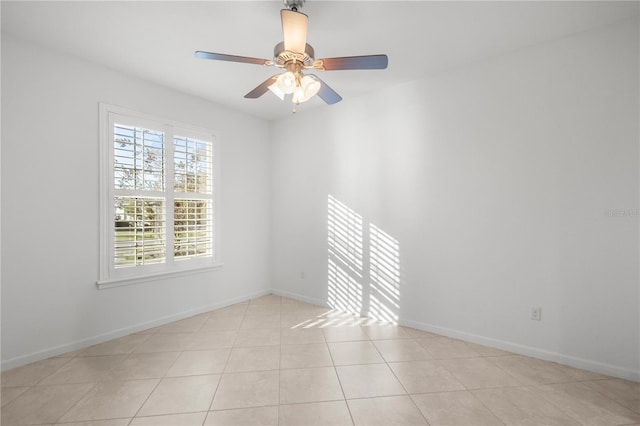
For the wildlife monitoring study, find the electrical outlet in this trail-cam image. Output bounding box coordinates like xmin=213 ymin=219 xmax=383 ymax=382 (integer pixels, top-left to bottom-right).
xmin=530 ymin=307 xmax=542 ymax=321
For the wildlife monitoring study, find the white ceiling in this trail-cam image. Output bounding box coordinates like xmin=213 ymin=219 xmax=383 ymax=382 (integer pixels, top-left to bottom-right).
xmin=2 ymin=1 xmax=638 ymax=121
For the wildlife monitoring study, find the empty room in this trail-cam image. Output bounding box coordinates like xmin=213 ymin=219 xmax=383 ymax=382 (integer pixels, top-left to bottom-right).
xmin=1 ymin=1 xmax=638 ymax=425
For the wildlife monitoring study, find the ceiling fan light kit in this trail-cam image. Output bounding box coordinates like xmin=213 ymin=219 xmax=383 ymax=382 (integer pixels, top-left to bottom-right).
xmin=195 ymin=0 xmax=388 ymax=112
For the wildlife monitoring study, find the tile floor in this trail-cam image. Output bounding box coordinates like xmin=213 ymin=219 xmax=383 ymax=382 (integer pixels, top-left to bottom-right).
xmin=2 ymin=294 xmax=639 ymax=425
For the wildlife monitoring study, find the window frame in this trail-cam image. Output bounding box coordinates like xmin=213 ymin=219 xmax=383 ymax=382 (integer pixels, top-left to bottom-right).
xmin=98 ymin=103 xmax=222 ymax=289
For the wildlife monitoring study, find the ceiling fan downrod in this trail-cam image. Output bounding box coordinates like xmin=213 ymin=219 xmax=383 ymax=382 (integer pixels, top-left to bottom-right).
xmin=283 ymin=0 xmax=304 ymax=12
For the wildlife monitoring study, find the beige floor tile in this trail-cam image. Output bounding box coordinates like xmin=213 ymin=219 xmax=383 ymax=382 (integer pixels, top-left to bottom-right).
xmin=281 ymin=343 xmax=333 ymax=369
xmin=288 ymin=304 xmax=333 ymax=316
xmin=225 ymin=346 xmax=280 ymax=372
xmin=82 ymin=334 xmax=151 ymax=357
xmin=584 ymin=379 xmax=640 ymax=413
xmin=322 ymin=326 xmax=369 ymax=343
xmin=1 ymin=357 xmax=70 ymax=387
xmin=489 ymin=355 xmax=576 ymax=385
xmin=183 ymin=330 xmax=238 ymax=350
xmin=319 ymin=310 xmax=360 ymax=320
xmin=279 ymin=400 xmax=353 ymax=426
xmin=389 ymin=360 xmax=465 ymax=394
xmin=417 ymin=337 xmax=482 ymax=359
xmin=534 ymin=382 xmax=640 ymax=425
xmin=280 ymin=367 xmax=344 ymax=404
xmin=281 ymin=313 xmax=325 ymax=329
xmin=1 ymin=386 xmax=29 ymax=407
xmin=289 ymin=310 xmax=323 ymax=323
xmin=55 ymin=419 xmax=131 ymax=425
xmin=54 ymin=347 xmax=90 ymax=358
xmin=554 ymin=363 xmax=609 ymax=382
xmin=336 ymin=364 xmax=406 ymax=399
xmin=130 ymin=411 xmax=207 ymax=425
xmin=155 ymin=315 xmax=208 ymax=334
xmin=362 ymin=324 xmax=412 ymax=340
xmin=138 ymin=374 xmax=220 ymax=416
xmin=246 ymin=303 xmax=282 ymax=315
xmin=464 ymin=342 xmax=513 ymax=357
xmin=211 ymin=302 xmax=249 ymax=316
xmin=439 ymin=357 xmax=522 ymax=389
xmin=165 ymin=349 xmax=231 ymax=376
xmin=240 ymin=313 xmax=281 ymax=330
xmin=250 ymin=294 xmax=282 ymax=305
xmin=281 ymin=328 xmax=326 ymax=345
xmin=328 ymin=341 xmax=384 ymax=365
xmin=133 ymin=333 xmax=192 ymax=353
xmin=373 ymin=339 xmax=431 ymax=362
xmin=211 ymin=370 xmax=279 ymax=410
xmin=411 ymin=391 xmax=504 ymax=426
xmin=205 ymin=406 xmax=279 ymax=425
xmin=473 ymin=386 xmax=581 ymax=425
xmin=109 ymin=352 xmax=181 ymax=380
xmin=233 ymin=328 xmax=281 ymax=347
xmin=402 ymin=327 xmax=441 ymax=339
xmin=348 ymin=395 xmax=427 ymax=425
xmin=58 ymin=379 xmax=159 ymax=422
xmin=39 ymin=355 xmax=127 ymax=384
xmin=1 ymin=382 xmax=95 ymax=425
xmin=321 ymin=315 xmax=367 ymax=329
xmin=200 ymin=314 xmax=244 ymax=331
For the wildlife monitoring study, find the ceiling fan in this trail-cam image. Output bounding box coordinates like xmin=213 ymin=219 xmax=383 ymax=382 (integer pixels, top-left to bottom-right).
xmin=195 ymin=0 xmax=388 ymax=110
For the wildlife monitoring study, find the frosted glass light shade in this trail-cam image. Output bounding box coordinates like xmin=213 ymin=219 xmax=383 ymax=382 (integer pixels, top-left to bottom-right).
xmin=276 ymin=72 xmax=296 ymax=94
xmin=268 ymin=82 xmax=285 ymax=100
xmin=292 ymin=75 xmax=321 ymax=104
xmin=302 ymin=75 xmax=321 ymax=98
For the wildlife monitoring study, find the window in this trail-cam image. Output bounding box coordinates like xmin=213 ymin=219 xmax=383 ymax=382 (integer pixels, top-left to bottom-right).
xmin=99 ymin=104 xmax=220 ymax=288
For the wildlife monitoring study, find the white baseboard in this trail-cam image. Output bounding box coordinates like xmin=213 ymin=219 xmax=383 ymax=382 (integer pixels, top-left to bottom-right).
xmin=1 ymin=289 xmax=271 ymax=371
xmin=398 ymin=318 xmax=640 ymax=382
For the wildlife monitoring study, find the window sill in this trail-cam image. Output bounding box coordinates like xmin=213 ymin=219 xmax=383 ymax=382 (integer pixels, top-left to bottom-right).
xmin=96 ymin=263 xmax=224 ymax=290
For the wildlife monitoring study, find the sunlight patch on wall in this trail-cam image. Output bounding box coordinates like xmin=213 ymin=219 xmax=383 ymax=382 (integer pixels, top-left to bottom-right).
xmin=327 ymin=195 xmax=364 ymax=313
xmin=369 ymin=223 xmax=400 ymax=323
xmin=327 ymin=195 xmax=401 ymax=323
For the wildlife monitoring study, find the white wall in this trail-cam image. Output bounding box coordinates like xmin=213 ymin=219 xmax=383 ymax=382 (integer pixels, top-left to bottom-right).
xmin=1 ymin=35 xmax=271 ymax=368
xmin=271 ymin=18 xmax=639 ymax=380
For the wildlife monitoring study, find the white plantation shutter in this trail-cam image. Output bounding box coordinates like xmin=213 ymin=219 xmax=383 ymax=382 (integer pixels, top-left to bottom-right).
xmin=173 ymin=134 xmax=215 ymax=261
xmin=99 ymin=104 xmax=220 ymax=287
xmin=173 ymin=135 xmax=212 ymax=193
xmin=114 ymin=125 xmax=165 ymax=191
xmin=174 ymin=199 xmax=213 ymax=260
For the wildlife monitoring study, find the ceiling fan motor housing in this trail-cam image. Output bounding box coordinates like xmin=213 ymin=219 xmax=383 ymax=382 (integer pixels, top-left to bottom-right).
xmin=273 ymin=41 xmax=315 ymax=67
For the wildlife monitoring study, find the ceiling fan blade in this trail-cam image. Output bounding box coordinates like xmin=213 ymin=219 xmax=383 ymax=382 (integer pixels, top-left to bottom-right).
xmin=244 ymin=75 xmax=280 ymax=99
xmin=281 ymin=9 xmax=308 ymax=53
xmin=314 ymin=54 xmax=388 ymax=71
xmin=195 ymin=51 xmax=271 ymax=66
xmin=309 ymin=74 xmax=342 ymax=105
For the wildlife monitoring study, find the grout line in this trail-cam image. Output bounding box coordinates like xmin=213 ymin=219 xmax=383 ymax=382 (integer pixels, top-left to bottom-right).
xmin=373 ymin=330 xmax=433 ymax=425
xmin=128 ymin=376 xmax=165 ymax=422
xmin=323 ymin=319 xmax=356 ymax=425
xmin=32 ymin=357 xmax=75 ymax=386
xmin=278 ymin=295 xmax=282 ymax=426
xmin=51 ymin=381 xmax=99 ymax=425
